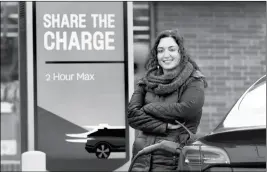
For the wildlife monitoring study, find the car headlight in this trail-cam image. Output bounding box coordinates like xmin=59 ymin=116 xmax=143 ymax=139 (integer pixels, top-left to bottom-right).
xmin=179 ymin=145 xmax=230 ymax=171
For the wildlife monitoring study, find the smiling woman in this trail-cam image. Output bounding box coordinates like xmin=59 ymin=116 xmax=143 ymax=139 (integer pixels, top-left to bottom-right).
xmin=128 ymin=29 xmax=208 ymax=171
xmin=156 ymin=37 xmax=181 ymax=71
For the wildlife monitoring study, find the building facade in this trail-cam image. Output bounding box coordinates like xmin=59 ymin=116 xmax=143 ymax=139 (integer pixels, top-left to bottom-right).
xmin=134 ymin=1 xmax=266 ymax=134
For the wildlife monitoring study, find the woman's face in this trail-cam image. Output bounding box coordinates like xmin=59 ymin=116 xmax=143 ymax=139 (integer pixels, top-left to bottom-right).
xmin=157 ymin=37 xmax=181 ymax=72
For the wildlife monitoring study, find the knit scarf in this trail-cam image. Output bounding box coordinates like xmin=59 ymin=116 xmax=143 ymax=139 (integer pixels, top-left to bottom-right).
xmin=138 ymin=61 xmax=194 ymax=95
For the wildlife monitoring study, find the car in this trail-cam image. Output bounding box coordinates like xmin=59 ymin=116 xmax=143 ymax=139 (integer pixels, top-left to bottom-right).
xmin=178 ymin=75 xmax=266 ymax=172
xmin=85 ymin=127 xmax=126 ymax=159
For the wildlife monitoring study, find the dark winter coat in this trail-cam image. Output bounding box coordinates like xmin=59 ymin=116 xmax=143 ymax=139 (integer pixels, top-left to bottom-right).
xmin=128 ymin=75 xmax=205 ymax=172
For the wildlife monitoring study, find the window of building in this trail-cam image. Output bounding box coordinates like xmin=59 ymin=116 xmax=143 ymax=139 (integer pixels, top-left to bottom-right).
xmin=1 ymin=2 xmax=21 ymax=171
xmin=133 ymin=2 xmax=152 ymax=83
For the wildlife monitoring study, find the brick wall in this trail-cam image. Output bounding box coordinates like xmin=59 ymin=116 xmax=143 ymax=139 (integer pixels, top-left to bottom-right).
xmin=153 ymin=1 xmax=266 ymax=134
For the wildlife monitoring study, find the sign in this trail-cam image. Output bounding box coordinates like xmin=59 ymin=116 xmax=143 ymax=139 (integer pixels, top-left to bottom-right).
xmin=34 ymin=2 xmax=129 ymax=171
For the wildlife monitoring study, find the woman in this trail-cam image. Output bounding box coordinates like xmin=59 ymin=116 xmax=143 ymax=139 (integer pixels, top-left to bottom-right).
xmin=128 ymin=29 xmax=208 ymax=171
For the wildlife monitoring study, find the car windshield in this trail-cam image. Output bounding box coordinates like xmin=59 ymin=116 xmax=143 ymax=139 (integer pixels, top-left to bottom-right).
xmin=222 ymin=78 xmax=266 ymax=128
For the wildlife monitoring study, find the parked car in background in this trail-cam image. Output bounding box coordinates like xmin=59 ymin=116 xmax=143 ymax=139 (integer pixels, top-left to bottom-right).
xmin=178 ymin=75 xmax=266 ymax=172
xmin=85 ymin=127 xmax=126 ymax=159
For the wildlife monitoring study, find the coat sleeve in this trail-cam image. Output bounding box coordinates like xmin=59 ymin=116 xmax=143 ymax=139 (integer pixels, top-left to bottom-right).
xmin=128 ymin=84 xmax=167 ymax=134
xmin=142 ymin=79 xmax=205 ymax=121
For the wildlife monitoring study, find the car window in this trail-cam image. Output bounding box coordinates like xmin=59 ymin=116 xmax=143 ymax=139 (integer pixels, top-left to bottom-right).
xmin=223 ymin=81 xmax=266 ymax=128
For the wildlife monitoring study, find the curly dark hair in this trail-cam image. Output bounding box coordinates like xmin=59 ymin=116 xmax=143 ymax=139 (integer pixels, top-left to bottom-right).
xmin=145 ymin=29 xmax=201 ymax=72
